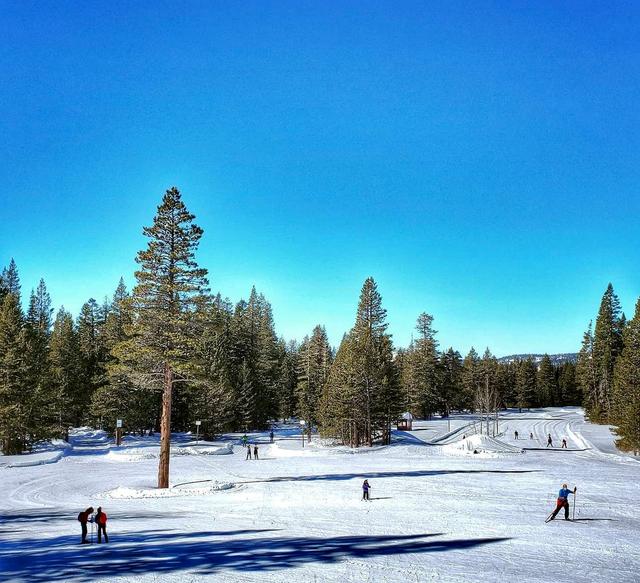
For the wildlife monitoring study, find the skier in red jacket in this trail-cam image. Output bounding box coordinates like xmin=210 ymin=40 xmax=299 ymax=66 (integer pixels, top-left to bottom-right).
xmin=95 ymin=507 xmax=109 ymax=543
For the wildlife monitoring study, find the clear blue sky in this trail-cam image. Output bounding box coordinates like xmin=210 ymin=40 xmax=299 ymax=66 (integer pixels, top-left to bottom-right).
xmin=1 ymin=1 xmax=639 ymax=356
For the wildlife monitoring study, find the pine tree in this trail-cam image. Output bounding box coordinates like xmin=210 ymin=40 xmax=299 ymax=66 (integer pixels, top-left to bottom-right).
xmin=276 ymin=339 xmax=298 ymax=422
xmin=461 ymin=348 xmax=481 ymax=412
xmin=112 ymin=187 xmax=209 ymax=488
xmin=24 ymin=280 xmax=53 ymax=441
xmin=440 ymin=348 xmax=463 ymax=415
xmin=557 ymin=362 xmax=579 ymax=405
xmin=296 ymin=325 xmax=332 ymax=435
xmin=48 ymin=308 xmax=83 ymax=437
xmin=611 ymin=299 xmax=640 ymax=453
xmin=320 ymin=278 xmax=399 ymax=446
xmin=590 ymin=284 xmax=624 ymax=420
xmin=536 ymin=354 xmax=557 ymax=407
xmin=410 ymin=313 xmax=440 ymax=418
xmin=77 ymin=298 xmax=106 ymax=401
xmin=0 ymin=293 xmax=29 ymax=453
xmin=515 ymin=358 xmax=536 ymax=412
xmin=0 ymin=259 xmax=21 ymax=301
xmin=576 ymin=321 xmax=597 ymax=412
xmin=189 ymin=295 xmax=235 ymax=437
xmin=95 ymin=278 xmax=160 ymax=434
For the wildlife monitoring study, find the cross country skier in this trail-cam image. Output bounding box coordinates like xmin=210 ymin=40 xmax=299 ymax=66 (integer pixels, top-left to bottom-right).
xmin=530 ymin=432 xmax=534 ymax=440
xmin=514 ymin=430 xmax=519 ymax=440
xmin=270 ymin=431 xmax=274 ymax=443
xmin=253 ymin=444 xmax=259 ymax=460
xmin=77 ymin=507 xmax=94 ymax=544
xmin=246 ymin=445 xmax=252 ymax=460
xmin=95 ymin=507 xmax=109 ymax=543
xmin=547 ymin=434 xmax=553 ymax=447
xmin=561 ymin=438 xmax=567 ymax=448
xmin=546 ymin=484 xmax=576 ymax=521
xmin=242 ymin=434 xmax=248 ymax=448
xmin=362 ymin=479 xmax=371 ymax=501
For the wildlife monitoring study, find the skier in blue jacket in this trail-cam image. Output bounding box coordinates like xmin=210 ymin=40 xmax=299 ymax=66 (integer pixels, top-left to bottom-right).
xmin=547 ymin=483 xmax=576 ymax=521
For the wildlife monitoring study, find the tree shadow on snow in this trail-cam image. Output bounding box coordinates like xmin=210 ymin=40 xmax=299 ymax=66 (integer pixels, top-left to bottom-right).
xmin=0 ymin=508 xmax=187 ymax=527
xmin=241 ymin=468 xmax=541 ymax=484
xmin=0 ymin=529 xmax=510 ymax=582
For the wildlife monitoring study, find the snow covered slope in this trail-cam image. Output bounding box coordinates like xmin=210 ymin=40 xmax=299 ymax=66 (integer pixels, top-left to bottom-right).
xmin=0 ymin=408 xmax=638 ymax=583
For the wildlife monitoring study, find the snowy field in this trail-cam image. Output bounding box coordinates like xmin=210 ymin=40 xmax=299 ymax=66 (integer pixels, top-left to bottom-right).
xmin=1 ymin=408 xmax=639 ymax=583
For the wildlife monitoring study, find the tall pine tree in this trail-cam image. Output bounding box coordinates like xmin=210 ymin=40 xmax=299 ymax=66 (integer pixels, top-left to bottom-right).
xmin=112 ymin=187 xmax=209 ymax=488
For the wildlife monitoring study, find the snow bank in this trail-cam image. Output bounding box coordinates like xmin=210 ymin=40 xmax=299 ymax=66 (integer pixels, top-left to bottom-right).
xmin=0 ymin=439 xmax=72 ymax=468
xmin=106 ymin=443 xmax=233 ymax=461
xmin=105 ymin=481 xmax=234 ymax=499
xmin=442 ymin=434 xmax=523 ymax=456
xmin=178 ymin=443 xmax=233 ymax=456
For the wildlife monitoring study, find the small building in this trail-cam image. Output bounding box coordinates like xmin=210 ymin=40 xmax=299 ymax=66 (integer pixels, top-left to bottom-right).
xmin=396 ymin=412 xmax=413 ymax=431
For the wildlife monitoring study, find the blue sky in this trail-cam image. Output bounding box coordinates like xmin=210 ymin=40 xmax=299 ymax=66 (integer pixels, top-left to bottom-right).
xmin=1 ymin=1 xmax=639 ymax=356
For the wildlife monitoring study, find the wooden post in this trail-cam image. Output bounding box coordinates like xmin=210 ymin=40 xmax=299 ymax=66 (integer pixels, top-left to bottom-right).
xmin=157 ymin=364 xmax=173 ymax=489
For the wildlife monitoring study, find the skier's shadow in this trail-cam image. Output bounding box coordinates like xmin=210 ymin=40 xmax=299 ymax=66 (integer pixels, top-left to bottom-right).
xmin=369 ymin=497 xmax=392 ymax=500
xmin=571 ymin=518 xmax=617 ymax=522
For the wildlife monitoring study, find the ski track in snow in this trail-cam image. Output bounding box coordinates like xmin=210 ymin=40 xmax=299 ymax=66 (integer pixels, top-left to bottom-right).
xmin=1 ymin=408 xmax=639 ymax=583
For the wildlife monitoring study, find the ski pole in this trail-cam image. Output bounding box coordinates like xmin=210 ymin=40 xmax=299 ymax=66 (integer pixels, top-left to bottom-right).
xmin=573 ymin=487 xmax=577 ymax=520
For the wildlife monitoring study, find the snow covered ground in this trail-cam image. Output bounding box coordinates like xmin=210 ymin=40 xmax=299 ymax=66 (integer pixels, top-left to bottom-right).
xmin=1 ymin=408 xmax=639 ymax=583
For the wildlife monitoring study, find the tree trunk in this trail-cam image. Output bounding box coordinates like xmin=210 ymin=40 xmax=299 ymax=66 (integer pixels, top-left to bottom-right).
xmin=157 ymin=363 xmax=173 ymax=489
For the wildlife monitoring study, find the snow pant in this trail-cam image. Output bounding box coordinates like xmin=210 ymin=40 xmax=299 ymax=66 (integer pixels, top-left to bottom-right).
xmin=362 ymin=490 xmax=369 ymax=500
xmin=246 ymin=451 xmax=251 ymax=460
xmin=550 ymin=498 xmax=570 ymax=520
xmin=81 ymin=522 xmax=88 ymax=543
xmin=97 ymin=524 xmax=108 ymax=543
xmin=254 ymin=451 xmax=259 ymax=459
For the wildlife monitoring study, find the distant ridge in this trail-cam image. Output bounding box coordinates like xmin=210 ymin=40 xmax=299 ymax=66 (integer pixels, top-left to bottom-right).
xmin=497 ymin=353 xmax=578 ymax=365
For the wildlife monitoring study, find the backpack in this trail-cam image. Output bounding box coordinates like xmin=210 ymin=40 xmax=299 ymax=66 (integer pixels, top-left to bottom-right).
xmin=77 ymin=512 xmax=83 ymax=522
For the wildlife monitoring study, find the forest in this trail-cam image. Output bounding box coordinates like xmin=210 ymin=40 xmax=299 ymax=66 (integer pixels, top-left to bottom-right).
xmin=1 ymin=188 xmax=638 ymax=459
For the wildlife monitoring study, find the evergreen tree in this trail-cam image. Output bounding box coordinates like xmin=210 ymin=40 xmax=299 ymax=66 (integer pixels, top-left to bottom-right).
xmin=276 ymin=339 xmax=298 ymax=422
xmin=24 ymin=280 xmax=53 ymax=441
xmin=0 ymin=259 xmax=21 ymax=301
xmin=557 ymin=362 xmax=579 ymax=405
xmin=296 ymin=325 xmax=332 ymax=434
xmin=410 ymin=313 xmax=440 ymax=418
xmin=111 ymin=187 xmax=209 ymax=488
xmin=576 ymin=321 xmax=598 ymax=412
xmin=440 ymin=348 xmax=463 ymax=416
xmin=536 ymin=354 xmax=557 ymax=407
xmin=515 ymin=358 xmax=536 ymax=412
xmin=48 ymin=307 xmax=83 ymax=436
xmin=95 ymin=278 xmax=160 ymax=434
xmin=611 ymin=299 xmax=640 ymax=453
xmin=77 ymin=298 xmax=107 ymax=401
xmin=590 ymin=283 xmax=624 ymax=420
xmin=461 ymin=348 xmax=481 ymax=412
xmin=0 ymin=293 xmax=28 ymax=453
xmin=320 ymin=278 xmax=399 ymax=446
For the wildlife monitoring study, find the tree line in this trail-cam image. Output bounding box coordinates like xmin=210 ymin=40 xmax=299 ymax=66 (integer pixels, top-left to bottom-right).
xmin=576 ymin=283 xmax=640 ymax=454
xmin=1 ymin=188 xmax=636 ymax=478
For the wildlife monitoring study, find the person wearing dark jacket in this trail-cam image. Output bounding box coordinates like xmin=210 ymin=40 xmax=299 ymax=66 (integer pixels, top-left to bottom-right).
xmin=362 ymin=479 xmax=371 ymax=501
xmin=95 ymin=507 xmax=109 ymax=543
xmin=78 ymin=507 xmax=94 ymax=544
xmin=253 ymin=444 xmax=259 ymax=460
